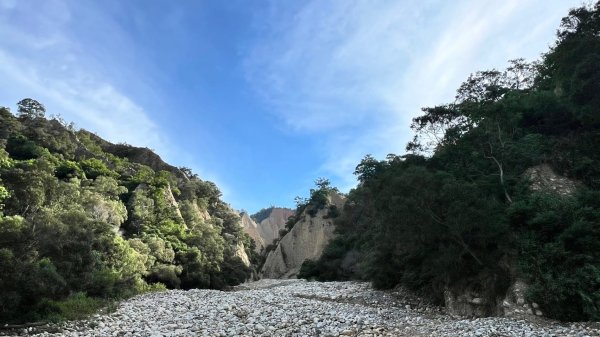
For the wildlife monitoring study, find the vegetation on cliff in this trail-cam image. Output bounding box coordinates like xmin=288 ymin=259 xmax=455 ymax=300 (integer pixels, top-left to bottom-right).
xmin=283 ymin=178 xmax=340 ymax=233
xmin=300 ymin=3 xmax=600 ymax=321
xmin=0 ymin=102 xmax=253 ymax=323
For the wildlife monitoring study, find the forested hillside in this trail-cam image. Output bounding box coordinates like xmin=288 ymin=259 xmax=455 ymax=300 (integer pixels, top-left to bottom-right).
xmin=0 ymin=101 xmax=255 ymax=323
xmin=300 ymin=3 xmax=600 ymax=321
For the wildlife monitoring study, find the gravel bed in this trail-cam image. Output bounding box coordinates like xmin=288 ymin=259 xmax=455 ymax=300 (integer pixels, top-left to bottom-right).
xmin=2 ymin=279 xmax=599 ymax=337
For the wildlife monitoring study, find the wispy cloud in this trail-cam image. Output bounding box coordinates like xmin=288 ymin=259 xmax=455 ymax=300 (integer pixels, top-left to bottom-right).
xmin=0 ymin=0 xmax=243 ymax=205
xmin=0 ymin=0 xmax=169 ymax=155
xmin=245 ymin=0 xmax=578 ymax=190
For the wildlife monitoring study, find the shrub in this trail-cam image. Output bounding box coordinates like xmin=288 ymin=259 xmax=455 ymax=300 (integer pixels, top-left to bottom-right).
xmin=55 ymin=160 xmax=84 ymax=180
xmin=278 ymin=228 xmax=288 ymax=238
xmin=325 ymin=205 xmax=340 ymax=219
xmin=6 ymin=135 xmax=45 ymax=160
xmin=45 ymin=293 xmax=110 ymax=322
xmin=512 ymin=191 xmax=600 ymax=321
xmin=80 ymin=158 xmax=115 ymax=179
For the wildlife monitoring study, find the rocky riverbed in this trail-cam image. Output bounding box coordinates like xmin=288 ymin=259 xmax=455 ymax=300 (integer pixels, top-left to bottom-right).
xmin=3 ymin=279 xmax=599 ymax=337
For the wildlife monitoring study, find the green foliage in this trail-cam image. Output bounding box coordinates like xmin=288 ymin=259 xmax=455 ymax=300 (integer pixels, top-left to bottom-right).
xmin=325 ymin=205 xmax=340 ymax=219
xmin=55 ymin=160 xmax=84 ymax=180
xmin=0 ymin=146 xmax=9 ymax=208
xmin=299 ymin=236 xmax=364 ymax=282
xmin=80 ymin=158 xmax=116 ymax=179
xmin=130 ymin=165 xmax=155 ymax=186
xmin=510 ymin=190 xmax=600 ymax=321
xmin=0 ymin=99 xmax=252 ymax=323
xmin=17 ymin=98 xmax=45 ymax=119
xmin=0 ymin=186 xmax=8 ymax=206
xmin=303 ymin=3 xmax=600 ymax=321
xmin=148 ymin=264 xmax=182 ymax=289
xmin=285 ymin=215 xmax=298 ymax=231
xmin=44 ymin=293 xmax=113 ymax=322
xmin=0 ymin=247 xmax=66 ymax=323
xmin=251 ymin=206 xmax=274 ymax=223
xmin=287 ymin=178 xmax=337 ymax=231
xmin=0 ymin=107 xmax=21 ymax=139
xmin=0 ymin=147 xmax=12 ymax=169
xmin=6 ymin=135 xmax=46 ymax=160
xmin=306 ymin=178 xmax=335 ymax=217
xmin=178 ymin=247 xmax=211 ymax=288
xmin=75 ymin=132 xmax=104 ymax=155
xmin=209 ymin=255 xmax=251 ymax=289
xmin=320 ymin=162 xmax=510 ymax=298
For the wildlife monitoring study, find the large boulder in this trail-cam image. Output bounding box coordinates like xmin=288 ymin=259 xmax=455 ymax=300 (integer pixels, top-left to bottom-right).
xmin=501 ymin=279 xmax=543 ymax=317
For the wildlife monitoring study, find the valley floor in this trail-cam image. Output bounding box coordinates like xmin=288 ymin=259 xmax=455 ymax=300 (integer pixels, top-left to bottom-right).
xmin=3 ymin=280 xmax=599 ymax=337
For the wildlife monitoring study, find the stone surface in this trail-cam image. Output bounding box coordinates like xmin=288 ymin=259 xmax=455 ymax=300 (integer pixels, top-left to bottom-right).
xmin=524 ymin=164 xmax=578 ymax=196
xmin=234 ymin=241 xmax=251 ymax=267
xmin=444 ymin=286 xmax=495 ymax=318
xmin=260 ymin=192 xmax=345 ymax=279
xmin=502 ymin=279 xmax=542 ymax=318
xmin=4 ymin=280 xmax=598 ymax=337
xmin=241 ymin=213 xmax=266 ymax=252
xmin=241 ymin=208 xmax=294 ymax=253
xmin=256 ymin=208 xmax=295 ymax=247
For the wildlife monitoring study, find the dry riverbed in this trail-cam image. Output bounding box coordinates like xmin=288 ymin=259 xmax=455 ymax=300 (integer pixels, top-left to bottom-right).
xmin=2 ymin=279 xmax=599 ymax=337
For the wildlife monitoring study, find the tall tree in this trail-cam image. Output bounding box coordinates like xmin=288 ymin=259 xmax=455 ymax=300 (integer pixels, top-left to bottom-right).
xmin=16 ymin=98 xmax=46 ymax=119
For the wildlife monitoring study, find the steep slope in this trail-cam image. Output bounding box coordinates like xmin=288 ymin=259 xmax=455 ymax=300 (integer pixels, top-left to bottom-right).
xmin=81 ymin=130 xmax=188 ymax=180
xmin=255 ymin=207 xmax=294 ymax=247
xmin=0 ymin=105 xmax=253 ymax=323
xmin=242 ymin=207 xmax=294 ymax=252
xmin=240 ymin=213 xmax=265 ymax=252
xmin=260 ymin=192 xmax=344 ymax=278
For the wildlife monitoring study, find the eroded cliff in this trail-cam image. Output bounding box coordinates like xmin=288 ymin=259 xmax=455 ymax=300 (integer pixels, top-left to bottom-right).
xmin=260 ymin=192 xmax=345 ymax=279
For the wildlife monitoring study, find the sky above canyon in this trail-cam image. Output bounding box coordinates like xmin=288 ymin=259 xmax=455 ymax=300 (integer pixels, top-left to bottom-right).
xmin=0 ymin=0 xmax=579 ymax=212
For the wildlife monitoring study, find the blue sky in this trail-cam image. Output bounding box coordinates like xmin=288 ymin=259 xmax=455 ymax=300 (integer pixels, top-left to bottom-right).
xmin=0 ymin=0 xmax=580 ymax=213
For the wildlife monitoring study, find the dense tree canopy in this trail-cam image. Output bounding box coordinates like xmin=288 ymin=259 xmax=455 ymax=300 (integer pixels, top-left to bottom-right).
xmin=301 ymin=2 xmax=600 ymax=321
xmin=17 ymin=98 xmax=46 ymax=119
xmin=0 ymin=105 xmax=253 ymax=323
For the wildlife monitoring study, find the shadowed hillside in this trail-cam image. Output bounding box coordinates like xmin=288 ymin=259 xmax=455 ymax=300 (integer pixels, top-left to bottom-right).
xmin=299 ymin=3 xmax=600 ymax=322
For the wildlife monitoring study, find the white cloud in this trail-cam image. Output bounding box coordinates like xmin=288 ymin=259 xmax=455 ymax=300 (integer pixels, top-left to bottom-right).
xmin=245 ymin=1 xmax=423 ymax=132
xmin=245 ymin=0 xmax=579 ymax=190
xmin=0 ymin=0 xmax=169 ymax=156
xmin=0 ymin=1 xmax=242 ymax=206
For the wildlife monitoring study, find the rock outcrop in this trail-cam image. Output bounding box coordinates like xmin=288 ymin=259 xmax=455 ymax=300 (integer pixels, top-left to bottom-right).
xmin=524 ymin=164 xmax=579 ymax=196
xmin=501 ymin=279 xmax=543 ymax=317
xmin=241 ymin=213 xmax=265 ymax=252
xmin=241 ymin=208 xmax=294 ymax=252
xmin=260 ymin=192 xmax=345 ymax=279
xmin=234 ymin=242 xmax=251 ymax=267
xmin=443 ymin=287 xmax=495 ymax=318
xmin=256 ymin=207 xmax=294 ymax=247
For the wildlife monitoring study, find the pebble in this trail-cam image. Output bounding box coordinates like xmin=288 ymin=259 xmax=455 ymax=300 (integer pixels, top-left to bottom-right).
xmin=2 ymin=279 xmax=599 ymax=337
